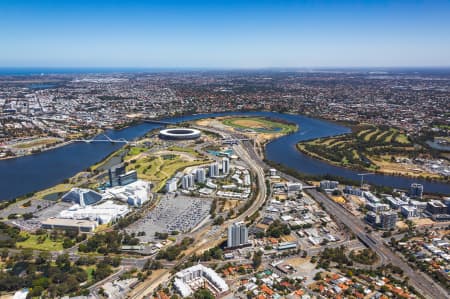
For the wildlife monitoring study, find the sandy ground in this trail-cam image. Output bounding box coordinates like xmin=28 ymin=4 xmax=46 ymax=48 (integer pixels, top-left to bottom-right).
xmin=223 ymin=199 xmax=240 ymax=211
xmin=331 ymin=196 xmax=346 ymax=204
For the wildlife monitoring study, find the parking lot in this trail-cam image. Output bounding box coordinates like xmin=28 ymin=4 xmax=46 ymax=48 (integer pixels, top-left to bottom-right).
xmin=126 ymin=194 xmax=212 ymax=242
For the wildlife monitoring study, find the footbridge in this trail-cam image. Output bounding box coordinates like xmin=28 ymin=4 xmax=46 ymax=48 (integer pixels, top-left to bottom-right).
xmin=73 ymin=134 xmax=129 ymax=144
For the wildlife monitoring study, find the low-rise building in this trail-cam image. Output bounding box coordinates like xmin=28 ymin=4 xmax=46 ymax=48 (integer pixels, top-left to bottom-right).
xmin=401 ymin=206 xmax=419 ymax=219
xmin=41 ymin=218 xmax=97 ymax=232
xmin=174 ymin=264 xmax=229 ymax=297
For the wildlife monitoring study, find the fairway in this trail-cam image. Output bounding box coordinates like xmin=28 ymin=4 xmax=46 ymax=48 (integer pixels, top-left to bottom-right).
xmin=295 ymin=124 xmax=441 ymax=179
xmin=127 ymin=153 xmax=209 ymax=191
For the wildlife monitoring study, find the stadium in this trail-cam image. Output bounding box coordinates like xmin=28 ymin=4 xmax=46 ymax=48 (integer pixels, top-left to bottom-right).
xmin=159 ymin=128 xmax=201 ymax=140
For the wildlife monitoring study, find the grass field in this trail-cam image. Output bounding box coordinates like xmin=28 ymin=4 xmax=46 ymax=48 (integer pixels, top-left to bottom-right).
xmin=16 ymin=232 xmax=64 ymax=251
xmin=34 ymin=183 xmax=73 ymax=200
xmin=13 ymin=137 xmax=61 ymax=149
xmin=127 ymin=154 xmax=208 ymax=191
xmin=84 ymin=265 xmax=96 ymax=282
xmin=296 ymin=125 xmax=432 ymax=177
xmin=167 ymin=146 xmax=200 ymax=157
xmin=127 ymin=146 xmax=147 ymax=157
xmin=222 ymin=116 xmax=297 ymax=134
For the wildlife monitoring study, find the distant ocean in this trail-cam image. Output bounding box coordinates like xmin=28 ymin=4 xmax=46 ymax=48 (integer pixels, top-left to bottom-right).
xmin=0 ymin=67 xmax=201 ymax=76
xmin=0 ymin=67 xmax=449 ymax=76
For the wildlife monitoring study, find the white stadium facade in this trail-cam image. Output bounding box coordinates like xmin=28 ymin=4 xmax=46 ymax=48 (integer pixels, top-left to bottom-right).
xmin=159 ymin=128 xmax=201 ymax=140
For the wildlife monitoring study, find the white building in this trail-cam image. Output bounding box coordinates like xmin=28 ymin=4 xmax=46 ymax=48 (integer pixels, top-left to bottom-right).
xmin=105 ymin=180 xmax=152 ymax=207
xmin=243 ymin=173 xmax=251 ymax=186
xmin=366 ymin=202 xmax=390 ymax=213
xmin=165 ymin=178 xmax=178 ymax=193
xmin=222 ymin=157 xmax=230 ymax=175
xmin=269 ymin=168 xmax=277 ymax=176
xmin=182 ymin=174 xmax=195 ymax=190
xmin=286 ymin=182 xmax=302 ymax=192
xmin=401 ymin=206 xmax=419 ymax=219
xmin=58 ymin=200 xmax=129 ymax=224
xmin=364 ymin=191 xmax=381 ymax=203
xmin=174 ymin=264 xmax=229 ymax=297
xmin=319 ymin=180 xmax=338 ymax=190
xmin=227 ymin=221 xmax=249 ymax=248
xmin=195 ymin=168 xmax=206 ymax=183
xmin=209 ymin=162 xmax=219 ymax=178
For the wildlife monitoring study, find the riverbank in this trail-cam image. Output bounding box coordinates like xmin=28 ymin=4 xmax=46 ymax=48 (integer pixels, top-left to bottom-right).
xmin=296 ymin=123 xmax=449 ymax=183
xmin=1 ymin=111 xmax=449 ymax=201
xmin=297 ymin=144 xmax=448 ymax=183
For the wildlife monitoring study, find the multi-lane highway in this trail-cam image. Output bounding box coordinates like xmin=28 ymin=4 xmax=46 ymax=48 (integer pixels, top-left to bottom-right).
xmin=304 ymin=188 xmax=448 ymax=299
xmin=80 ymin=124 xmax=450 ymax=298
xmin=127 ymin=128 xmax=269 ymax=298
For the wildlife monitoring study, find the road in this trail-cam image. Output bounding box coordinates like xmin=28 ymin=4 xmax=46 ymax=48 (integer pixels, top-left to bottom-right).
xmin=27 ymin=123 xmax=446 ymax=299
xmin=305 ymin=188 xmax=448 ymax=299
xmin=214 ymin=125 xmax=448 ymax=299
xmin=127 ymin=127 xmax=269 ymax=298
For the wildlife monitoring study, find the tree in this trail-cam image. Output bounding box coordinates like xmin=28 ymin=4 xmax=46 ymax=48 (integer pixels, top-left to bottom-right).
xmin=314 ymin=271 xmax=323 ymax=281
xmin=213 ymin=215 xmax=224 ymax=225
xmin=1 ymin=249 xmax=8 ymax=260
xmin=193 ymin=288 xmax=214 ymax=299
xmin=56 ymin=254 xmax=71 ymax=271
xmin=252 ymin=251 xmax=263 ymax=269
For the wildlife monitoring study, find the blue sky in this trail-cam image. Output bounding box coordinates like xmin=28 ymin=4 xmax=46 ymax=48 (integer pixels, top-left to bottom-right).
xmin=1 ymin=0 xmax=449 ymax=68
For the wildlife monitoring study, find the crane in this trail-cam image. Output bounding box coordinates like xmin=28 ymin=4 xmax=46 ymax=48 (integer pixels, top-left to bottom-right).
xmin=357 ymin=173 xmax=374 ymax=187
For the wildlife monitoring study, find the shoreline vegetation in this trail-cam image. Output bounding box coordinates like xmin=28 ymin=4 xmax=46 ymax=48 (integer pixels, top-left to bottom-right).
xmin=1 ymin=113 xmax=448 ymax=202
xmin=0 ymin=110 xmax=298 ymax=161
xmin=297 ymin=124 xmax=449 ymax=183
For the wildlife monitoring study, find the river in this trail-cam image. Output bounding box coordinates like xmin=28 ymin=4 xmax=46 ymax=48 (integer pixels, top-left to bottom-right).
xmin=0 ymin=111 xmax=448 ymax=200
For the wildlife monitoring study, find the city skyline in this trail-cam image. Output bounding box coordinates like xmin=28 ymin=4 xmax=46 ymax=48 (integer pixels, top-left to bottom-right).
xmin=1 ymin=0 xmax=450 ymax=68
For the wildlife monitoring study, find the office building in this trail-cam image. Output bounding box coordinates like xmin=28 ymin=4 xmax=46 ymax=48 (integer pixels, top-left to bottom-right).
xmin=409 ymin=183 xmax=423 ymax=199
xmin=363 ymin=191 xmax=381 ymax=203
xmin=209 ymin=162 xmax=219 ymax=178
xmin=109 ymin=164 xmax=138 ymax=187
xmin=286 ymin=182 xmax=302 ymax=192
xmin=118 ymin=170 xmax=138 ymax=186
xmin=366 ymin=202 xmax=389 ymax=213
xmin=385 ymin=196 xmax=408 ymax=210
xmin=227 ymin=221 xmax=249 ymax=248
xmin=109 ymin=164 xmax=125 ymax=187
xmin=426 ymin=200 xmax=448 ymax=215
xmin=320 ymin=180 xmax=339 ymax=190
xmin=195 ymin=168 xmax=206 ymax=183
xmin=222 ymin=157 xmax=230 ymax=175
xmin=409 ymin=200 xmax=428 ymax=212
xmin=343 ymin=186 xmax=363 ymax=196
xmin=379 ymin=211 xmax=398 ymax=230
xmin=401 ymin=206 xmax=419 ymax=219
xmin=41 ymin=218 xmax=97 ymax=233
xmin=165 ymin=178 xmax=178 ymax=193
xmin=365 ymin=211 xmax=378 ymax=225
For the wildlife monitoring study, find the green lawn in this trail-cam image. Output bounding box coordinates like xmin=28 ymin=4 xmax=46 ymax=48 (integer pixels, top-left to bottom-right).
xmin=16 ymin=232 xmax=64 ymax=251
xmin=84 ymin=265 xmax=96 ymax=282
xmin=127 ymin=155 xmax=209 ymax=191
xmin=222 ymin=116 xmax=297 ymax=134
xmin=127 ymin=146 xmax=147 ymax=157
